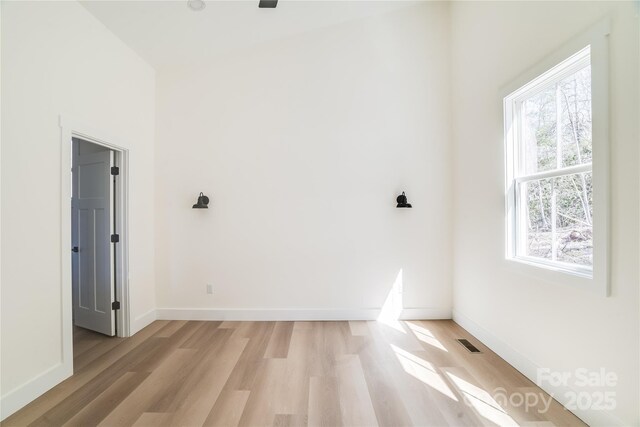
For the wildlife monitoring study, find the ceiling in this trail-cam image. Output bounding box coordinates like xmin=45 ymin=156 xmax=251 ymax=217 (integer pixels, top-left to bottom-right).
xmin=81 ymin=1 xmax=418 ymax=69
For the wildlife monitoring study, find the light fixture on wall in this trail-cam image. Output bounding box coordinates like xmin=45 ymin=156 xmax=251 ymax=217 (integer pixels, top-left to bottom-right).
xmin=192 ymin=192 xmax=210 ymax=209
xmin=396 ymin=192 xmax=412 ymax=208
xmin=187 ymin=0 xmax=206 ymax=12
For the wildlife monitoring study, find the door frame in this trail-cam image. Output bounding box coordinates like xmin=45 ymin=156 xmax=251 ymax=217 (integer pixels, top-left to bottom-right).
xmin=60 ymin=114 xmax=131 ymax=366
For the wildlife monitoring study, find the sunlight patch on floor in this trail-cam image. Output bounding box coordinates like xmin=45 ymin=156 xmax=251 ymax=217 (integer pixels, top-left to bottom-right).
xmin=406 ymin=322 xmax=448 ymax=352
xmin=446 ymin=372 xmax=518 ymax=426
xmin=391 ymin=344 xmax=458 ymax=401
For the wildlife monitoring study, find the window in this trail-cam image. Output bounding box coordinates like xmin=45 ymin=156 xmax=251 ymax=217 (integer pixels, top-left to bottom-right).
xmin=505 ymin=46 xmax=598 ymax=279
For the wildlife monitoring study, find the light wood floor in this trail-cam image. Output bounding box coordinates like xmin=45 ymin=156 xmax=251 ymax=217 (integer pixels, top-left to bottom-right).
xmin=3 ymin=320 xmax=585 ymax=427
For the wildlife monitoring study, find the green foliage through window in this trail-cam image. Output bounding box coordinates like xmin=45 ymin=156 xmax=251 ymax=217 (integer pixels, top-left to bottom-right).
xmin=517 ymin=62 xmax=593 ymax=268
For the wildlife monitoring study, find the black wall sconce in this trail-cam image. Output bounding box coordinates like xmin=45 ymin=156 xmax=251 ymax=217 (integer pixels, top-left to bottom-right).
xmin=192 ymin=192 xmax=210 ymax=209
xmin=396 ymin=192 xmax=412 ymax=208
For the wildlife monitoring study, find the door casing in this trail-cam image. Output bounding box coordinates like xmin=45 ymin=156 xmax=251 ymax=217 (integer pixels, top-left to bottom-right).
xmin=60 ymin=115 xmax=130 ymax=372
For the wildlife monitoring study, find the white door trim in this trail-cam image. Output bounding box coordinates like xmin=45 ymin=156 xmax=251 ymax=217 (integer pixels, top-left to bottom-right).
xmin=59 ymin=116 xmax=131 ymax=370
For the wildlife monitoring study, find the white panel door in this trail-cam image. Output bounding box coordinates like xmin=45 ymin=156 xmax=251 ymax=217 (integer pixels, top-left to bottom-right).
xmin=72 ymin=142 xmax=115 ymax=336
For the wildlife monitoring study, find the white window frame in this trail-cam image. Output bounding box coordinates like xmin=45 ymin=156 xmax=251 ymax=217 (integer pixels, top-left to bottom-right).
xmin=503 ymin=20 xmax=610 ymax=296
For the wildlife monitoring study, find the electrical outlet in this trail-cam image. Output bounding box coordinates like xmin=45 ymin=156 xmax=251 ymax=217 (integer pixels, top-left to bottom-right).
xmin=206 ymin=284 xmax=213 ymax=294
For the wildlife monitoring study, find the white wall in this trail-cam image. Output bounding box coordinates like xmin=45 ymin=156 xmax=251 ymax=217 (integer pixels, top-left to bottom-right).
xmin=450 ymin=2 xmax=639 ymax=426
xmin=154 ymin=3 xmax=453 ymax=319
xmin=0 ymin=1 xmax=156 ymax=418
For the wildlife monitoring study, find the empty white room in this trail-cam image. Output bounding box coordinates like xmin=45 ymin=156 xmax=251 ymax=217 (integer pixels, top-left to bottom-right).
xmin=1 ymin=0 xmax=638 ymax=426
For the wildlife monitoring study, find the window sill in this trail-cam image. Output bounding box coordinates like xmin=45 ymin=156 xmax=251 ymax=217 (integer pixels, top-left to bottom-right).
xmin=511 ymin=256 xmax=593 ymax=279
xmin=504 ymin=255 xmax=607 ymax=296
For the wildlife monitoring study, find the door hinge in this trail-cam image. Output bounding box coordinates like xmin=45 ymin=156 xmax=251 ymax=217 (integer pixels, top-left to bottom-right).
xmin=111 ymin=234 xmax=120 ymax=243
xmin=111 ymin=166 xmax=120 ymax=176
xmin=112 ymin=301 xmax=121 ymax=310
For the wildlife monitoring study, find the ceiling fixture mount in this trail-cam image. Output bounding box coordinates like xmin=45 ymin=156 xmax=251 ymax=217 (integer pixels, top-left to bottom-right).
xmin=187 ymin=0 xmax=206 ymax=12
xmin=258 ymin=0 xmax=278 ymax=8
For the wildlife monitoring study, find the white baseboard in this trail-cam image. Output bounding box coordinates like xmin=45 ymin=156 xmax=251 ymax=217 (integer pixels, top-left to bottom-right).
xmin=155 ymin=307 xmax=451 ymax=321
xmin=400 ymin=307 xmax=451 ymax=320
xmin=452 ymin=310 xmax=625 ymax=427
xmin=0 ymin=362 xmax=72 ymax=421
xmin=131 ymin=308 xmax=157 ymax=335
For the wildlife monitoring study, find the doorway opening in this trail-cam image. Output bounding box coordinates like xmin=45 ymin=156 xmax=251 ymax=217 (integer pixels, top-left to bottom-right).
xmin=60 ymin=117 xmax=131 ymax=379
xmin=71 ymin=138 xmax=121 ymax=337
xmin=68 ymin=134 xmax=129 ymax=339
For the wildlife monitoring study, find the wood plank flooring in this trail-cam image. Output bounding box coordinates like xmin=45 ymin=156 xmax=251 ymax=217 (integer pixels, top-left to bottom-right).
xmin=2 ymin=320 xmax=586 ymax=427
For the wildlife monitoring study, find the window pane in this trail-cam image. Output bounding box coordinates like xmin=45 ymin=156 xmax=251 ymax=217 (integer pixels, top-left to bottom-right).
xmin=521 ymin=64 xmax=592 ymax=174
xmin=555 ymin=172 xmax=593 ymax=266
xmin=522 ymin=172 xmax=593 ymax=267
xmin=507 ymin=47 xmax=595 ymax=276
xmin=522 ymin=87 xmax=557 ymax=174
xmin=524 ymin=178 xmax=553 ymax=260
xmin=559 ymin=66 xmax=592 ymax=168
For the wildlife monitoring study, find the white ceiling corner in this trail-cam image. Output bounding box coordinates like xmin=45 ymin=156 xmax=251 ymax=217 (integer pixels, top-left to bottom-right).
xmin=80 ymin=0 xmax=420 ymax=69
